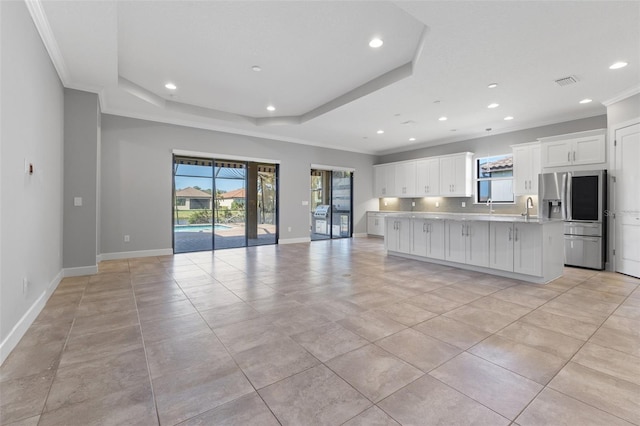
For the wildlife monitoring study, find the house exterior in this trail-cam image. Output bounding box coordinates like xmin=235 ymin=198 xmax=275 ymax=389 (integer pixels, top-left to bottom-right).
xmin=217 ymin=188 xmax=246 ymax=209
xmin=175 ymin=187 xmax=212 ymax=210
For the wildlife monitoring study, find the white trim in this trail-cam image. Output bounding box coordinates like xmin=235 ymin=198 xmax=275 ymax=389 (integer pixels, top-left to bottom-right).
xmin=311 ymin=164 xmax=356 ymax=172
xmin=537 ymin=128 xmax=606 ymax=143
xmin=353 ymin=232 xmax=368 ymax=238
xmin=99 ymin=248 xmax=174 ymax=261
xmin=172 ymin=149 xmax=280 ymax=165
xmin=278 ymin=237 xmax=311 ymax=245
xmin=25 ymin=0 xmax=70 ymax=85
xmin=602 ymin=85 xmax=640 ymax=107
xmin=64 ymin=265 xmax=98 ymax=277
xmin=0 ymin=270 xmax=64 ymax=364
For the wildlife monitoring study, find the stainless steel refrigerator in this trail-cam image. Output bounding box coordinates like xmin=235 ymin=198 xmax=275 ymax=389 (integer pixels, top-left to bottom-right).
xmin=538 ymin=170 xmax=607 ymax=270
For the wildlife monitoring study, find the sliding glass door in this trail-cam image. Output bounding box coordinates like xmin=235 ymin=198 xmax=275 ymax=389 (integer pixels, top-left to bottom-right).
xmin=173 ymin=156 xmax=278 ymax=253
xmin=310 ymin=169 xmax=353 ymax=241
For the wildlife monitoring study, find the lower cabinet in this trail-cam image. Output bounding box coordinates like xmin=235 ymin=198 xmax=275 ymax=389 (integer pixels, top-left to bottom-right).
xmin=367 ymin=213 xmax=386 ymax=236
xmin=412 ymin=219 xmax=445 ymax=260
xmin=444 ymin=221 xmax=489 ymax=267
xmin=490 ymin=222 xmax=542 ymax=276
xmin=386 ymin=217 xmax=412 ymax=254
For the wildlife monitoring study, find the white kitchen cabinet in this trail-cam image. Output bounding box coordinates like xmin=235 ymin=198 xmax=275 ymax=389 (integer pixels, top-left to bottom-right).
xmin=490 ymin=222 xmax=515 ymax=271
xmin=374 ymin=164 xmax=396 ymax=197
xmin=512 ymin=142 xmax=541 ymax=195
xmin=395 ymin=161 xmax=417 ymax=196
xmin=416 ymin=158 xmax=440 ymax=196
xmin=412 ymin=219 xmax=445 ymax=259
xmin=439 ymin=153 xmax=473 ymax=197
xmin=490 ymin=222 xmax=542 ymax=276
xmin=445 ymin=220 xmax=489 ymax=266
xmin=367 ymin=212 xmax=386 ymax=237
xmin=540 ymin=131 xmax=605 ymax=168
xmin=386 ymin=217 xmax=412 ymax=254
xmin=513 ymin=223 xmax=542 ymax=276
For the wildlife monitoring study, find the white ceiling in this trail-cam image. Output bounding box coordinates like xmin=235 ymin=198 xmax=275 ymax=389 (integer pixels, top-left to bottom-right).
xmin=29 ymin=1 xmax=640 ymax=155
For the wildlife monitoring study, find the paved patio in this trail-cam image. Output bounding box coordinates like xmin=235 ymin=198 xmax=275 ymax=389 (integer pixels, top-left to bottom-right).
xmin=174 ymin=224 xmax=276 ymax=252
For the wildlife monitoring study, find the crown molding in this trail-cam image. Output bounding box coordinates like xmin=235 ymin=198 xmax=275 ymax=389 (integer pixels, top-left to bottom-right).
xmin=25 ymin=0 xmax=70 ymax=86
xmin=602 ymin=85 xmax=640 ymax=107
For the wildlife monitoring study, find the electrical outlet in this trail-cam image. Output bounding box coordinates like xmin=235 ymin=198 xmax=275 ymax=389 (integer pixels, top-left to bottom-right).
xmin=287 ymin=227 xmax=292 ymax=232
xmin=22 ymin=278 xmax=28 ymax=295
xmin=461 ymin=202 xmax=466 ymax=207
xmin=124 ymin=235 xmax=130 ymax=242
xmin=411 ymin=201 xmax=416 ymax=207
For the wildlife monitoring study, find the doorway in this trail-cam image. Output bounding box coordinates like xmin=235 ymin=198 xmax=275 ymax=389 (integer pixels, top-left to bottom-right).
xmin=173 ymin=155 xmax=278 ymax=253
xmin=310 ymin=169 xmax=353 ymax=241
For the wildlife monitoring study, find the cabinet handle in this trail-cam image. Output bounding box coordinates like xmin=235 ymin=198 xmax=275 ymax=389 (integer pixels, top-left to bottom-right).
xmin=461 ymin=224 xmax=465 ymax=236
xmin=573 ymin=151 xmax=576 ymax=162
xmin=424 ymin=185 xmax=427 ymax=193
xmin=466 ymin=225 xmax=470 ymax=237
xmin=509 ymin=228 xmax=512 ymax=241
xmin=567 ymin=152 xmax=571 ymax=162
xmin=515 ymin=227 xmax=518 ymax=242
xmin=423 ymin=223 xmax=427 ymax=232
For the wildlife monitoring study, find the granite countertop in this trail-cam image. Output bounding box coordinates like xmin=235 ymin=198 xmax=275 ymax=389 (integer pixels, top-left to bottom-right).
xmin=372 ymin=211 xmax=562 ymax=224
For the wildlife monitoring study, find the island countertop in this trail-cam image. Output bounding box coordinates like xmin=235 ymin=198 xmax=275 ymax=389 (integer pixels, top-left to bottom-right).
xmin=379 ymin=211 xmax=561 ymax=224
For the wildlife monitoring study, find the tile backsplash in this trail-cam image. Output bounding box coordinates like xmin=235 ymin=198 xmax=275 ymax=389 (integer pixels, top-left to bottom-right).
xmin=379 ymin=195 xmax=538 ymax=216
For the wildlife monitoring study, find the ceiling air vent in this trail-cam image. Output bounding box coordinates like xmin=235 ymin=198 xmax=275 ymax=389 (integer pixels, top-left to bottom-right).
xmin=554 ymin=75 xmax=579 ymax=87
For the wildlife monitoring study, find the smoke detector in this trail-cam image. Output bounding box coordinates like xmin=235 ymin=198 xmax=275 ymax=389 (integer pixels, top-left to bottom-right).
xmin=554 ymin=75 xmax=579 ymax=87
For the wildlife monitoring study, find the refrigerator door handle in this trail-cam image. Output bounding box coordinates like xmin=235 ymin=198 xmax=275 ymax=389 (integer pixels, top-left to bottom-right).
xmin=566 ymin=173 xmax=572 ymax=220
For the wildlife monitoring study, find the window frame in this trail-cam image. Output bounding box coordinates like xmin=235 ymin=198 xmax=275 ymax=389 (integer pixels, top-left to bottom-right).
xmin=475 ymin=153 xmax=515 ymax=204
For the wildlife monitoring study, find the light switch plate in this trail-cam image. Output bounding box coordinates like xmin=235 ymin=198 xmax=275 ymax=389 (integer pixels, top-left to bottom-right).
xmin=74 ymin=197 xmax=83 ymax=206
xmin=461 ymin=202 xmax=466 ymax=207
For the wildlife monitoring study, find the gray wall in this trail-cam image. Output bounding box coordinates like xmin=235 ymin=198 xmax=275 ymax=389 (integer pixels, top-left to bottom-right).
xmin=100 ymin=115 xmax=377 ymax=255
xmin=0 ymin=1 xmax=64 ymax=358
xmin=607 ymin=93 xmax=640 ymax=127
xmin=64 ymin=89 xmax=99 ymax=268
xmin=376 ymin=115 xmax=607 ymax=215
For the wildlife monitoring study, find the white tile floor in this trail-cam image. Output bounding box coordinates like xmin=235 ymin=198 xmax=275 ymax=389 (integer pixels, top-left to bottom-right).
xmin=1 ymin=237 xmax=639 ymax=425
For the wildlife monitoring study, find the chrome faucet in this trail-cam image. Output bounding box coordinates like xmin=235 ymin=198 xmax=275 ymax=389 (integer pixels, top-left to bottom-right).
xmin=522 ymin=197 xmax=534 ymax=220
xmin=486 ymin=198 xmax=495 ymax=214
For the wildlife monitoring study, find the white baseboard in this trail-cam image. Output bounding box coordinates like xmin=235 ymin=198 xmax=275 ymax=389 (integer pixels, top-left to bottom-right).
xmin=0 ymin=269 xmax=64 ymax=365
xmin=64 ymin=265 xmax=98 ymax=277
xmin=278 ymin=237 xmax=311 ymax=245
xmin=99 ymin=248 xmax=174 ymax=261
xmin=353 ymin=233 xmax=368 ymax=238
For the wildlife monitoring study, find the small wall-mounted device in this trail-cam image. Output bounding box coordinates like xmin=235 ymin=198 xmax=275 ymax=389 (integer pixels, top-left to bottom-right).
xmin=24 ymin=159 xmax=34 ymax=175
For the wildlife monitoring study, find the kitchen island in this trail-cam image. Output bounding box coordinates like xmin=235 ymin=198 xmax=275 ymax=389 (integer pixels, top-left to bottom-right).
xmin=384 ymin=213 xmax=564 ymax=284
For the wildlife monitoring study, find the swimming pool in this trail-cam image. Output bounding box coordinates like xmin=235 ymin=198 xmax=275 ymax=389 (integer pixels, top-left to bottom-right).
xmin=174 ymin=224 xmax=232 ymax=233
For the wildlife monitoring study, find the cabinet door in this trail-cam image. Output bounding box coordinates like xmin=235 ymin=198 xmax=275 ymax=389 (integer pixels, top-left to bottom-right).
xmin=513 ymin=144 xmax=540 ymax=195
xmin=529 ymin=144 xmax=541 ymax=194
xmin=466 ymin=221 xmax=489 ymax=267
xmin=395 ymin=162 xmax=416 ymax=197
xmin=416 ymin=158 xmax=440 ymax=196
xmin=573 ymin=135 xmax=605 ymax=165
xmin=412 ymin=219 xmax=428 ymax=257
xmin=374 ymin=166 xmax=387 ymax=197
xmin=385 ymin=219 xmax=399 ymax=251
xmin=514 ymin=223 xmax=542 ymax=276
xmin=397 ymin=218 xmax=412 ymax=254
xmin=367 ymin=215 xmax=377 ymax=235
xmin=451 ymin=155 xmax=470 ymax=196
xmin=439 ymin=157 xmax=456 ymax=195
xmin=490 ymin=222 xmax=514 ymax=271
xmin=445 ymin=221 xmax=466 ymax=263
xmin=542 ymin=140 xmax=572 ymax=168
xmin=427 ymin=220 xmax=445 ymax=260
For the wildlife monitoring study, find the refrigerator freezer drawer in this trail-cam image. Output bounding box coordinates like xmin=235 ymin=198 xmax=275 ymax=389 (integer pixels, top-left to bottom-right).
xmin=564 ymin=236 xmax=603 ymax=270
xmin=564 ymin=221 xmax=602 ymax=237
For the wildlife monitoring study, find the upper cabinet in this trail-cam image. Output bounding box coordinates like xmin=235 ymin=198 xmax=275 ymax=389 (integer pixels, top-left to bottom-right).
xmin=394 ymin=161 xmax=416 ymax=196
xmin=540 ymin=130 xmax=606 ymax=169
xmin=416 ymin=158 xmax=440 ymax=196
xmin=439 ymin=153 xmax=473 ymax=197
xmin=374 ymin=152 xmax=473 ymax=198
xmin=512 ymin=142 xmax=541 ymax=195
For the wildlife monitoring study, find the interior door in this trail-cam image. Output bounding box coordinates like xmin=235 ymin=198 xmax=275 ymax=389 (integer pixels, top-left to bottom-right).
xmin=615 ymin=122 xmax=640 ymax=278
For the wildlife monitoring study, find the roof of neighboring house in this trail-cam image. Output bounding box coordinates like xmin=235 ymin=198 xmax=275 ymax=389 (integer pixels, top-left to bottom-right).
xmin=219 ymin=188 xmax=245 ymax=199
xmin=481 ymin=157 xmax=513 ymax=172
xmin=176 ymin=187 xmax=212 ymax=198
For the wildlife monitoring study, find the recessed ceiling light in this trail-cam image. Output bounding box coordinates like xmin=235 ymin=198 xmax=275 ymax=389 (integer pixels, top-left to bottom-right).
xmin=376 ymin=130 xmax=384 ymax=134
xmin=251 ymin=65 xmax=262 ymax=72
xmin=504 ymin=116 xmax=514 ymax=120
xmin=369 ymin=38 xmax=383 ymax=48
xmin=488 ymin=83 xmax=498 ymax=89
xmin=579 ymin=98 xmax=593 ymax=104
xmin=409 ymin=137 xmax=416 ymax=141
xmin=609 ymin=62 xmax=628 ymax=70
xmin=165 ymin=83 xmax=177 ymax=90
xmin=438 ymin=116 xmax=448 ymax=121
xmin=488 ymin=103 xmax=499 ymax=109
xmin=266 ymin=105 xmax=276 ymax=112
